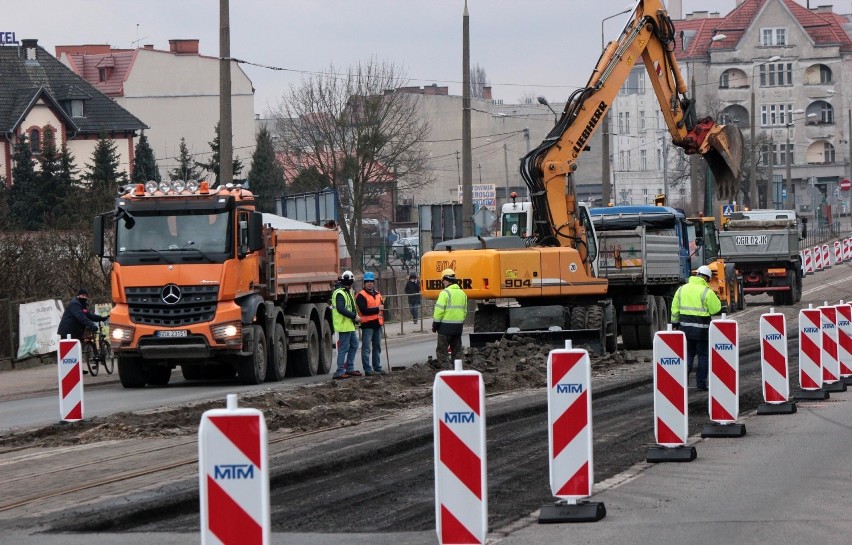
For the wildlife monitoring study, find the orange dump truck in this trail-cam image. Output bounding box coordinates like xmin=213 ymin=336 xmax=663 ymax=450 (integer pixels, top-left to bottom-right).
xmin=93 ymin=180 xmax=339 ymax=388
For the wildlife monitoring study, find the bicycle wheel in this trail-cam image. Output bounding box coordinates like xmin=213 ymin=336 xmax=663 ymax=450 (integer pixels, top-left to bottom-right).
xmin=101 ymin=341 xmax=114 ymax=374
xmin=83 ymin=342 xmax=99 ymax=376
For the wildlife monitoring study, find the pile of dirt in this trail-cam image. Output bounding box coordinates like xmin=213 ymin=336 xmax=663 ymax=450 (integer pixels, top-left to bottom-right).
xmin=0 ymin=338 xmax=649 ymax=449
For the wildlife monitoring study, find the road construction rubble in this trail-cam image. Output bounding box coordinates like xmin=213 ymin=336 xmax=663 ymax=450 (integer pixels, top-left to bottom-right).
xmin=0 ymin=338 xmax=650 ymax=449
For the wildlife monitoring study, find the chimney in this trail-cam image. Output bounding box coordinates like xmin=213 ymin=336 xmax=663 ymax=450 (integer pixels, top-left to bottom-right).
xmin=21 ymin=38 xmax=38 ymax=64
xmin=482 ymin=86 xmax=492 ymax=100
xmin=813 ymin=5 xmax=833 ymax=13
xmin=168 ymin=39 xmax=200 ymax=55
xmin=668 ymin=0 xmax=683 ymax=20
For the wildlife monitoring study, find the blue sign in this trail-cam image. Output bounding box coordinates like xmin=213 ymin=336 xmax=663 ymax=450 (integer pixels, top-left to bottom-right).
xmin=0 ymin=32 xmax=18 ymax=45
xmin=444 ymin=411 xmax=475 ymax=424
xmin=722 ymin=204 xmax=735 ymax=217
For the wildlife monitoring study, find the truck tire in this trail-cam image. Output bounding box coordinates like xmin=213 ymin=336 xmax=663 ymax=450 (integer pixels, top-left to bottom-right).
xmin=782 ymin=271 xmax=796 ymax=305
xmin=118 ymin=354 xmax=146 ymax=388
xmin=621 ymin=324 xmax=640 ymax=350
xmin=318 ymin=319 xmax=333 ymax=375
xmin=570 ymin=307 xmax=587 ymax=329
xmin=737 ymin=282 xmax=746 ymax=310
xmin=292 ymin=321 xmax=320 ymax=376
xmin=655 ymin=296 xmax=669 ymax=330
xmin=144 ymin=364 xmax=171 ymax=386
xmin=265 ymin=323 xmax=287 ymax=382
xmin=636 ymin=296 xmax=658 ymax=349
xmin=238 ymin=325 xmax=267 ymax=385
xmin=474 ymin=305 xmax=508 ymax=332
xmin=181 ymin=364 xmax=202 ymax=380
xmin=794 ymin=271 xmax=803 ymax=303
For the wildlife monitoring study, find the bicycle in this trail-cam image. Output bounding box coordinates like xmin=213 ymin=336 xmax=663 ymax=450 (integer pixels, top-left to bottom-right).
xmin=82 ymin=322 xmax=114 ymax=376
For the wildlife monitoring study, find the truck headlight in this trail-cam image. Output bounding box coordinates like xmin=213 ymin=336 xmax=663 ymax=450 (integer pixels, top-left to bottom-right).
xmin=211 ymin=321 xmax=242 ymax=345
xmin=110 ymin=325 xmax=135 ymax=347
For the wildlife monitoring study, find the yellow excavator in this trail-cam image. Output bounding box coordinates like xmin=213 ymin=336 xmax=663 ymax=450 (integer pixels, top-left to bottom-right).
xmin=421 ymin=0 xmax=743 ymax=352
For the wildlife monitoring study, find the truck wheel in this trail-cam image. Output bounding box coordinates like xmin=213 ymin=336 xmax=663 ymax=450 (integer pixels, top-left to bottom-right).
xmin=782 ymin=271 xmax=796 ymax=305
xmin=621 ymin=324 xmax=640 ymax=350
xmin=737 ymin=282 xmax=746 ymax=310
xmin=181 ymin=364 xmax=202 ymax=380
xmin=292 ymin=321 xmax=320 ymax=376
xmin=636 ymin=296 xmax=658 ymax=349
xmin=118 ymin=354 xmax=146 ymax=388
xmin=474 ymin=305 xmax=508 ymax=332
xmin=144 ymin=364 xmax=171 ymax=386
xmin=655 ymin=296 xmax=669 ymax=330
xmin=794 ymin=272 xmax=803 ymax=303
xmin=265 ymin=323 xmax=287 ymax=382
xmin=318 ymin=319 xmax=333 ymax=375
xmin=570 ymin=307 xmax=587 ymax=329
xmin=238 ymin=325 xmax=267 ymax=385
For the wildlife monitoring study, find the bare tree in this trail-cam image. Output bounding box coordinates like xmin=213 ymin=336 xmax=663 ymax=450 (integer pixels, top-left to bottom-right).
xmin=470 ymin=62 xmax=489 ymax=98
xmin=270 ymin=59 xmax=432 ymax=269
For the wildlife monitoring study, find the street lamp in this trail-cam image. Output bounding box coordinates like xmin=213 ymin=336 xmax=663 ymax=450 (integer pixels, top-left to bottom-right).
xmin=600 ymin=6 xmax=631 ymax=208
xmin=537 ymin=95 xmax=558 ymax=125
xmin=750 ymin=55 xmax=782 ymax=209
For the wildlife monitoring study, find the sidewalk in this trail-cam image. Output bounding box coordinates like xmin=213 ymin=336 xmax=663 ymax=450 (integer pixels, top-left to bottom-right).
xmin=495 ymin=395 xmax=852 ymax=544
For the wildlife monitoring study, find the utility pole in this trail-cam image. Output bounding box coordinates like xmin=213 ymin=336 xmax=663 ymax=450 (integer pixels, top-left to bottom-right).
xmin=219 ymin=0 xmax=233 ymax=186
xmin=602 ymin=114 xmax=611 ymax=206
xmin=461 ymin=1 xmax=473 ymax=237
xmin=785 ymin=128 xmax=792 ymax=210
xmin=503 ymin=143 xmax=510 ymax=205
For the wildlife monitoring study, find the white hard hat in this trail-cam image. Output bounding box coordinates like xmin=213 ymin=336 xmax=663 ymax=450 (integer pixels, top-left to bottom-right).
xmin=696 ymin=265 xmax=713 ymax=278
xmin=342 ymin=270 xmax=354 ymax=280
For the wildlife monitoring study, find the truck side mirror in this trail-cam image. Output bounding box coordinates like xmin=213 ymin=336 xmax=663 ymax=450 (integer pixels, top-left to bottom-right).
xmin=248 ymin=212 xmax=265 ymax=252
xmin=92 ymin=215 xmax=104 ymax=257
xmin=801 ymin=219 xmax=807 ymax=240
xmin=695 ymin=236 xmax=704 ymax=247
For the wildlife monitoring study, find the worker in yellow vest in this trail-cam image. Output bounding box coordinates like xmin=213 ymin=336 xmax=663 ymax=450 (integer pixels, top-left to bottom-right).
xmin=671 ymin=265 xmax=722 ymax=391
xmin=331 ymin=271 xmax=362 ymax=380
xmin=432 ymin=268 xmax=468 ymax=368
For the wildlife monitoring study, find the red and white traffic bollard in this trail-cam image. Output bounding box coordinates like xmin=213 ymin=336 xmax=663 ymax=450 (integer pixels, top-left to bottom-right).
xmin=802 ymin=248 xmax=814 ymax=275
xmin=433 ymin=359 xmax=487 ymax=545
xmin=845 ymin=238 xmax=852 ymax=261
xmin=57 ymin=337 xmax=84 ymax=422
xmin=756 ymin=308 xmax=797 ymax=414
xmin=703 ymin=315 xmax=746 ymax=437
xmin=199 ymin=394 xmax=270 ymax=545
xmin=796 ymin=305 xmax=829 ymax=400
xmin=539 ymin=341 xmax=605 ymax=523
xmin=813 ymin=246 xmax=824 ymax=271
xmin=646 ymin=326 xmax=696 ymax=462
xmin=819 ymin=303 xmax=847 ymax=393
xmin=822 ymin=243 xmax=831 ymax=268
xmin=835 ymin=300 xmax=852 ymax=385
xmin=834 ymin=241 xmax=843 ymax=264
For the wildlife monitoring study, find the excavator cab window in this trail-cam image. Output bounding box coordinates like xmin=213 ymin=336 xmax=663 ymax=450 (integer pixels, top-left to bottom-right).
xmin=701 ymin=221 xmax=719 ymax=261
xmin=578 ymin=206 xmax=598 ymax=265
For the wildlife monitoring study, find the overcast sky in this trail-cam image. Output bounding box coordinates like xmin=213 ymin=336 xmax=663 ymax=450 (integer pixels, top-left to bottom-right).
xmin=7 ymin=1 xmax=740 ymax=115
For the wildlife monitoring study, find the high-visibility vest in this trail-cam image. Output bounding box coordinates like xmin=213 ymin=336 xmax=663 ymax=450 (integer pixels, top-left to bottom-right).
xmin=671 ymin=276 xmax=722 ymax=335
xmin=357 ymin=289 xmax=384 ymax=326
xmin=433 ymin=283 xmax=467 ymax=335
xmin=331 ymin=287 xmax=357 ymax=333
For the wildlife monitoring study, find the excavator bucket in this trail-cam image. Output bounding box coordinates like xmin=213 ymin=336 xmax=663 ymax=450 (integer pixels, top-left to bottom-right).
xmin=702 ymin=124 xmax=744 ymax=200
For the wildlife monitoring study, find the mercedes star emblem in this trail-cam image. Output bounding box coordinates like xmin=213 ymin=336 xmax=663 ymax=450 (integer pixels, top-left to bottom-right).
xmin=161 ymin=284 xmax=182 ymax=305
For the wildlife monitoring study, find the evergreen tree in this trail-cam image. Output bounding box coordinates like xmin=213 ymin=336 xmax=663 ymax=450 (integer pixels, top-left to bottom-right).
xmin=83 ymin=134 xmax=128 ymax=213
xmin=36 ymin=126 xmax=66 ymax=226
xmin=288 ymin=166 xmax=329 ymax=195
xmin=169 ymin=137 xmax=201 ymax=181
xmin=54 ymin=144 xmax=80 ymax=227
xmin=195 ymin=122 xmax=244 ymax=186
xmin=9 ymin=135 xmax=42 ymax=230
xmin=132 ymin=131 xmax=161 ymax=183
xmin=247 ymin=126 xmax=284 ymax=213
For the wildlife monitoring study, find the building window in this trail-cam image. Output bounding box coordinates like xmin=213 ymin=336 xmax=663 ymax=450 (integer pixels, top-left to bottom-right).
xmin=29 ymin=129 xmax=40 ymax=153
xmin=763 ymin=143 xmax=794 ymax=166
xmin=819 ymin=65 xmax=831 ymax=84
xmin=719 ymin=72 xmax=729 ymax=89
xmin=639 ymin=110 xmax=645 ymax=130
xmin=761 ymin=27 xmax=787 ymax=46
xmin=99 ymin=68 xmax=107 ymax=82
xmin=63 ymin=99 xmax=85 ymax=118
xmin=618 ymin=113 xmax=624 ymax=134
xmin=759 ymin=63 xmax=793 ymax=87
xmin=818 ymin=103 xmax=834 ymax=124
xmin=823 ymin=142 xmax=835 ymax=163
xmin=637 ymin=72 xmax=645 ymax=94
xmin=760 ymin=104 xmax=793 ymax=126
xmin=640 ymin=149 xmax=648 ymax=170
xmin=656 ymin=149 xmax=662 ymax=170
xmin=624 ymin=112 xmax=630 ymax=133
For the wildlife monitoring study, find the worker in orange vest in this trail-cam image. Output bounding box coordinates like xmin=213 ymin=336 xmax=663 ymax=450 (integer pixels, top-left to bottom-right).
xmin=356 ymin=271 xmax=386 ymax=375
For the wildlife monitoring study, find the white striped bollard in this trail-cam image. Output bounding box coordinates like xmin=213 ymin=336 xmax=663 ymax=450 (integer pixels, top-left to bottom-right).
xmin=822 ymin=243 xmax=831 ymax=268
xmin=836 ymin=301 xmax=852 ymax=385
xmin=834 ymin=240 xmax=843 ymax=264
xmin=819 ymin=303 xmax=847 ymax=393
xmin=814 ymin=246 xmax=823 ymax=271
xmin=646 ymin=326 xmax=696 ymax=462
xmin=199 ymin=394 xmax=270 ymax=545
xmin=539 ymin=340 xmax=605 ymax=523
xmin=434 ymin=359 xmax=487 ymax=544
xmin=703 ymin=315 xmax=746 ymax=437
xmin=57 ymin=337 xmax=84 ymax=422
xmin=756 ymin=308 xmax=796 ymax=414
xmin=803 ymin=248 xmax=814 ymax=275
xmin=795 ymin=305 xmax=829 ymax=401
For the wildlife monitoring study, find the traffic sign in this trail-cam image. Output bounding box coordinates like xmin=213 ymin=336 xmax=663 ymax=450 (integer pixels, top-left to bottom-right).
xmin=840 ymin=179 xmax=851 ymax=191
xmin=721 ymin=204 xmax=735 ymax=217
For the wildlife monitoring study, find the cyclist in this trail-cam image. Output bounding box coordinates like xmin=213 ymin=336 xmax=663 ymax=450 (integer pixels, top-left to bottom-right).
xmin=57 ymin=288 xmax=109 ymax=343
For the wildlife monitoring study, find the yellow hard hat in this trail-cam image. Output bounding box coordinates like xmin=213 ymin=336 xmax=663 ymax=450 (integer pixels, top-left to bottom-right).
xmin=441 ymin=268 xmax=457 ymax=280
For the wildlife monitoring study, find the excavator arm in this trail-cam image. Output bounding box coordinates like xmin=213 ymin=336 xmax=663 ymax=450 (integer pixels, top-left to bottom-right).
xmin=522 ymin=0 xmax=742 ymax=259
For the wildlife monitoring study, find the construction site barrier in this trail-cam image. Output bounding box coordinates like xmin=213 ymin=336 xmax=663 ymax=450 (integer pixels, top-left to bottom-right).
xmin=836 ymin=301 xmax=852 ymax=380
xmin=57 ymin=337 xmax=83 ymax=422
xmin=756 ymin=309 xmax=797 ymax=414
xmin=199 ymin=394 xmax=270 ymax=545
xmin=819 ymin=303 xmax=847 ymax=393
xmin=433 ymin=360 xmax=487 ymax=545
xmin=647 ymin=327 xmax=695 ymax=462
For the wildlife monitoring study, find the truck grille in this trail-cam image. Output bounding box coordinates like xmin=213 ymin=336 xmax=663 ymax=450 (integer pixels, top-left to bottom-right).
xmin=126 ymin=285 xmax=219 ymax=326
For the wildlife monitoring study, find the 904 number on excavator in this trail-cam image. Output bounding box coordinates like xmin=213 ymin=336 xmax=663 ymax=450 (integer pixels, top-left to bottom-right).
xmin=504 ymin=279 xmax=532 ymax=288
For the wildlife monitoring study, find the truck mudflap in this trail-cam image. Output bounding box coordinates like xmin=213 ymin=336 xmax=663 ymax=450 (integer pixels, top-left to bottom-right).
xmin=469 ymin=327 xmax=603 ymax=354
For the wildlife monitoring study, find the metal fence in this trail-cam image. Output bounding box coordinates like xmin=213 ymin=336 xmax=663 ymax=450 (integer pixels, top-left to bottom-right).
xmin=800 ymin=221 xmax=843 ymax=250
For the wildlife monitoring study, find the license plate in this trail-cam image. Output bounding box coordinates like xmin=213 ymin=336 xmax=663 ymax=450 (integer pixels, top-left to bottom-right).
xmin=156 ymin=330 xmax=188 ymax=338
